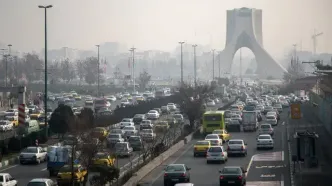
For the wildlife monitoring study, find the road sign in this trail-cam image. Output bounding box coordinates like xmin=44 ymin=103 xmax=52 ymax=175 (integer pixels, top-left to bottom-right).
xmin=291 ymin=104 xmax=301 ymax=119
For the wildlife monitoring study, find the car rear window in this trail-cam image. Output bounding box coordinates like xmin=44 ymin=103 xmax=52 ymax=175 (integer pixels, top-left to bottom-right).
xmin=222 ymin=167 xmax=241 ymax=174
xmin=208 ymin=147 xmax=223 ymax=152
xmin=261 ymin=125 xmax=270 ymax=129
xmin=266 ymin=116 xmax=275 ymax=119
xmin=228 ymin=140 xmax=243 ymax=145
xmin=196 ymin=141 xmax=209 ymax=145
xmin=259 ymin=136 xmax=271 ymax=140
xmin=165 ymin=165 xmax=185 ymax=172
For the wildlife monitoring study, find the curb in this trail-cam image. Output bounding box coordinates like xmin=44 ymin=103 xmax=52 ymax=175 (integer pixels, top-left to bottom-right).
xmin=286 ymin=123 xmax=295 ymax=186
xmin=0 ymin=142 xmax=62 ymax=169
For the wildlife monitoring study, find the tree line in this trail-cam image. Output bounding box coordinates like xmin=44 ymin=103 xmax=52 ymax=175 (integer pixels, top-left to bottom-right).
xmin=0 ymin=53 xmax=104 ymax=86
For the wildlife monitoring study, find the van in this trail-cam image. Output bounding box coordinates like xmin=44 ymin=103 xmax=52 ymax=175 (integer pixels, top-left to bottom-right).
xmin=18 ymin=120 xmax=40 ymax=135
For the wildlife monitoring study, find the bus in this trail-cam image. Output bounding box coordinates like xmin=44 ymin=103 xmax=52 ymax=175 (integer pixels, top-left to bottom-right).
xmin=202 ymin=111 xmax=226 ymax=134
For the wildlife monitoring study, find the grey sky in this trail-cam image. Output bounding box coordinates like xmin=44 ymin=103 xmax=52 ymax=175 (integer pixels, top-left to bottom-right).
xmin=0 ymin=0 xmax=331 ymax=57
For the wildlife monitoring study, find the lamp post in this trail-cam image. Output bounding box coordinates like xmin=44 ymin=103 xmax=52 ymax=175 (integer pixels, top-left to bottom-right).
xmin=212 ymin=49 xmax=215 ymax=80
xmin=38 ymin=4 xmax=52 ymax=138
xmin=218 ymin=51 xmax=221 ymax=79
xmin=129 ymin=47 xmax=136 ymax=92
xmin=192 ymin=44 xmax=197 ymax=87
xmin=179 ymin=42 xmax=185 ymax=85
xmin=6 ymin=44 xmax=12 ymax=87
xmin=96 ymin=45 xmax=100 ymax=96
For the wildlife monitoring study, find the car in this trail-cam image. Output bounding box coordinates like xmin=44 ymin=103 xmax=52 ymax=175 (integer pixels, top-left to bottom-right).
xmin=219 ymin=166 xmax=247 ymax=186
xmin=263 ymin=106 xmax=273 ymax=114
xmin=120 ymin=121 xmax=134 ymax=129
xmin=273 ymin=104 xmax=283 ymax=113
xmin=193 ymin=140 xmax=211 ymax=157
xmin=128 ymin=136 xmax=143 ymax=151
xmin=146 ymin=110 xmax=160 ymax=120
xmin=0 ymin=173 xmax=17 ymax=186
xmin=164 ymin=164 xmax=191 ymax=186
xmin=173 ymin=114 xmax=184 ymax=124
xmin=257 ymin=134 xmax=274 ymax=149
xmin=206 ymin=100 xmax=216 ymax=107
xmin=212 ymin=129 xmax=230 ymax=142
xmin=115 ymin=142 xmax=133 ymax=157
xmin=227 ymin=139 xmax=247 ymax=156
xmin=258 ymin=124 xmax=274 ymax=136
xmin=27 ymin=178 xmax=55 ymax=186
xmin=123 ymin=126 xmax=138 ymax=138
xmin=174 ymin=184 xmax=194 ymax=186
xmin=133 ymin=114 xmax=146 ymax=125
xmin=19 ymin=146 xmax=47 ymax=164
xmin=266 ymin=115 xmax=278 ymax=126
xmin=107 ymin=133 xmax=125 ymax=145
xmin=205 ymin=134 xmax=222 ymax=146
xmin=140 ymin=129 xmax=156 ymax=142
xmin=206 ymin=146 xmax=228 ymax=164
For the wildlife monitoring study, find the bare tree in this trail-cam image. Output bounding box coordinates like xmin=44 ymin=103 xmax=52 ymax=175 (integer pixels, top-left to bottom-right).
xmin=283 ymin=57 xmax=305 ymax=83
xmin=178 ymin=83 xmax=214 ymax=130
xmin=137 ymin=69 xmax=151 ymax=90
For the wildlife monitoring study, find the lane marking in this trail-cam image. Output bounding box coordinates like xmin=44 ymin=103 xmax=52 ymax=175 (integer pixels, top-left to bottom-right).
xmin=150 ymin=143 xmax=194 ymax=185
xmin=282 ymin=121 xmax=285 ymax=125
xmin=0 ymin=165 xmax=18 ymax=172
xmin=281 ymin=151 xmax=284 ymax=161
xmin=246 ymin=155 xmax=255 ymax=177
xmin=260 ymin=174 xmax=276 ymax=178
xmin=41 ymin=168 xmax=47 ymax=171
xmin=281 ymin=174 xmax=284 ymax=186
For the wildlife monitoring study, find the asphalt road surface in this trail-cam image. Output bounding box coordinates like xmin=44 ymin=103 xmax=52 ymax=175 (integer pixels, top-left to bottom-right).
xmin=139 ymin=109 xmax=291 ymax=186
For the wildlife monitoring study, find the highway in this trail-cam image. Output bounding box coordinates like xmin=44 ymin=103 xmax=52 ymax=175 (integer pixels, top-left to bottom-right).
xmin=139 ymin=110 xmax=291 ymax=186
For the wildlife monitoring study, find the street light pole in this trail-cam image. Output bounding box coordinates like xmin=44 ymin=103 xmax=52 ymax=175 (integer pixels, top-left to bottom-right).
xmin=212 ymin=49 xmax=215 ymax=80
xmin=38 ymin=4 xmax=52 ymax=138
xmin=96 ymin=45 xmax=100 ymax=96
xmin=179 ymin=42 xmax=185 ymax=85
xmin=129 ymin=47 xmax=136 ymax=92
xmin=192 ymin=44 xmax=197 ymax=87
xmin=6 ymin=44 xmax=12 ymax=87
xmin=218 ymin=51 xmax=221 ymax=79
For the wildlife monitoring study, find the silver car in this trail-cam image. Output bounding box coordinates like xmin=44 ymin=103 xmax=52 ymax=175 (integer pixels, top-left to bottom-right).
xmin=206 ymin=146 xmax=228 ymax=164
xmin=258 ymin=124 xmax=274 ymax=136
xmin=115 ymin=142 xmax=133 ymax=157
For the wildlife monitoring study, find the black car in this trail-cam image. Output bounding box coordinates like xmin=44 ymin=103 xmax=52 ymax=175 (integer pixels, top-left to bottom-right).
xmin=219 ymin=166 xmax=246 ymax=186
xmin=128 ymin=136 xmax=142 ymax=151
xmin=164 ymin=164 xmax=191 ymax=186
xmin=133 ymin=114 xmax=145 ymax=125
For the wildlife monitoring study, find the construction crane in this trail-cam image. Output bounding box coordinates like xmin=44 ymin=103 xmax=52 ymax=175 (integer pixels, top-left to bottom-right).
xmin=312 ymin=29 xmax=323 ymax=56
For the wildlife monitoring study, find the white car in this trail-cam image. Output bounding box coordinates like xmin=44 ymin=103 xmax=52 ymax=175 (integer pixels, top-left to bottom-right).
xmin=123 ymin=126 xmax=138 ymax=138
xmin=146 ymin=110 xmax=160 ymax=120
xmin=27 ymin=178 xmax=55 ymax=186
xmin=0 ymin=120 xmax=13 ymax=132
xmin=19 ymin=146 xmax=47 ymax=164
xmin=121 ymin=99 xmax=131 ymax=107
xmin=206 ymin=100 xmax=216 ymax=107
xmin=205 ymin=134 xmax=222 ymax=146
xmin=0 ymin=173 xmax=17 ymax=186
xmin=258 ymin=124 xmax=274 ymax=136
xmin=257 ymin=134 xmax=274 ymax=149
xmin=140 ymin=129 xmax=156 ymax=141
xmin=266 ymin=115 xmax=278 ymax=126
xmin=120 ymin=121 xmax=134 ymax=129
xmin=206 ymin=146 xmax=228 ymax=164
xmin=106 ymin=96 xmax=117 ymax=102
xmin=167 ymin=103 xmax=176 ymax=111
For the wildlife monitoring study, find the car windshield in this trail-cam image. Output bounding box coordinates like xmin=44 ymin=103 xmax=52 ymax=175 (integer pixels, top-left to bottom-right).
xmin=27 ymin=182 xmax=47 ymax=186
xmin=122 ymin=119 xmax=131 ymax=122
xmin=141 ymin=129 xmax=153 ymax=133
xmin=129 ymin=137 xmax=140 ymax=141
xmin=134 ymin=115 xmax=143 ymax=118
xmin=59 ymin=166 xmax=79 ymax=172
xmin=195 ymin=141 xmax=209 ymax=145
xmin=228 ymin=140 xmax=243 ymax=145
xmin=266 ymin=106 xmax=273 ymax=110
xmin=208 ymin=147 xmax=223 ymax=152
xmin=95 ymin=153 xmax=108 ymax=159
xmin=123 ymin=126 xmax=134 ymax=130
xmin=6 ymin=112 xmax=15 ymax=116
xmin=213 ymin=130 xmax=222 ymax=134
xmin=222 ymin=167 xmax=241 ymax=174
xmin=23 ymin=147 xmax=38 ymax=153
xmin=109 ymin=134 xmax=120 ymax=138
xmin=259 ymin=136 xmax=271 ymax=140
xmin=174 ymin=114 xmax=182 ymax=118
xmin=267 ymin=116 xmax=275 ymax=119
xmin=115 ymin=143 xmax=127 ymax=150
xmin=165 ymin=165 xmax=185 ymax=172
xmin=261 ymin=125 xmax=271 ymax=129
xmin=205 ymin=135 xmax=218 ymax=139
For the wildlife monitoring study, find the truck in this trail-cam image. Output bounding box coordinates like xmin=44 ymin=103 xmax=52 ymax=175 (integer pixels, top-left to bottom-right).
xmin=47 ymin=146 xmax=78 ymax=176
xmin=242 ymin=111 xmax=258 ymax=132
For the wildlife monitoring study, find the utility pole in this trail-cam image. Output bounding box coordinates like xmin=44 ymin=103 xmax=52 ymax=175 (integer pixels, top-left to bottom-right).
xmin=192 ymin=44 xmax=197 ymax=87
xmin=130 ymin=47 xmax=136 ymax=92
xmin=96 ymin=45 xmax=100 ymax=96
xmin=218 ymin=51 xmax=221 ymax=79
xmin=240 ymin=48 xmax=243 ymax=85
xmin=179 ymin=41 xmax=185 ymax=85
xmin=212 ymin=49 xmax=215 ymax=80
xmin=312 ymin=29 xmax=323 ymax=56
xmin=38 ymin=4 xmax=52 ymax=138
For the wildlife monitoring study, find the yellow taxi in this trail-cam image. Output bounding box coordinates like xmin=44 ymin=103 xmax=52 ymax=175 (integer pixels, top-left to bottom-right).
xmin=7 ymin=117 xmax=18 ymax=127
xmin=56 ymin=164 xmax=87 ymax=186
xmin=212 ymin=129 xmax=231 ymax=142
xmin=91 ymin=127 xmax=108 ymax=139
xmin=92 ymin=152 xmax=116 ymax=167
xmin=30 ymin=112 xmax=42 ymax=119
xmin=155 ymin=121 xmax=169 ymax=132
xmin=193 ymin=140 xmax=211 ymax=157
xmin=136 ymin=96 xmax=144 ymax=102
xmin=74 ymin=95 xmax=82 ymax=100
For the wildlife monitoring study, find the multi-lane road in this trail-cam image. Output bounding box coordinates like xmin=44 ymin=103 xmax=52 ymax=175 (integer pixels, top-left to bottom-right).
xmin=139 ymin=110 xmax=291 ymax=186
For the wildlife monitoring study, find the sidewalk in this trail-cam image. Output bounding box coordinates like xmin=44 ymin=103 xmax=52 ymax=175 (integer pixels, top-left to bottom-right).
xmin=287 ymin=104 xmax=332 ymax=186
